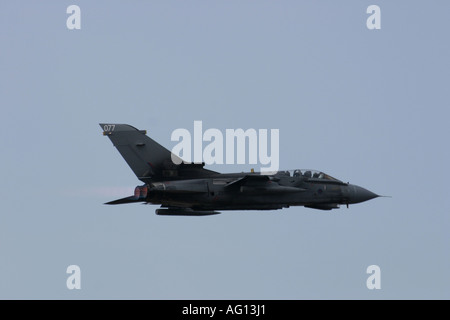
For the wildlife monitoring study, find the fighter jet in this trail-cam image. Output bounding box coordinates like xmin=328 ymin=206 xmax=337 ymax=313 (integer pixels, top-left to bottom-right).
xmin=100 ymin=123 xmax=381 ymax=216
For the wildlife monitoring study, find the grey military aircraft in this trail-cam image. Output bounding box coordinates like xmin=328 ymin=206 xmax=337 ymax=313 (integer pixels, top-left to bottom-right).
xmin=100 ymin=123 xmax=381 ymax=215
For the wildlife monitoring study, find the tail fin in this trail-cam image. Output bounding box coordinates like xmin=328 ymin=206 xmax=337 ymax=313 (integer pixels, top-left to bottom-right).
xmin=100 ymin=123 xmax=183 ymax=182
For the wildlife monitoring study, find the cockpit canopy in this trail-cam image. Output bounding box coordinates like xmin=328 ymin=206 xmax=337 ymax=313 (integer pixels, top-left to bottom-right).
xmin=276 ymin=169 xmax=342 ymax=182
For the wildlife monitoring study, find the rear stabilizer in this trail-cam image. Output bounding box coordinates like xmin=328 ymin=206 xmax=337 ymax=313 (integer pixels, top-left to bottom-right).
xmin=100 ymin=123 xmax=182 ymax=182
xmin=105 ymin=196 xmax=144 ymax=205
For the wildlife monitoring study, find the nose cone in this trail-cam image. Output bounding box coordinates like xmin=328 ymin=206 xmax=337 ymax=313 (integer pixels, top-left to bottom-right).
xmin=348 ymin=185 xmax=379 ymax=204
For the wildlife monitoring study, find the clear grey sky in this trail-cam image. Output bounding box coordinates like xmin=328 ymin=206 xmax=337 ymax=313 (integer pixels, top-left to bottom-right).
xmin=1 ymin=1 xmax=449 ymax=299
